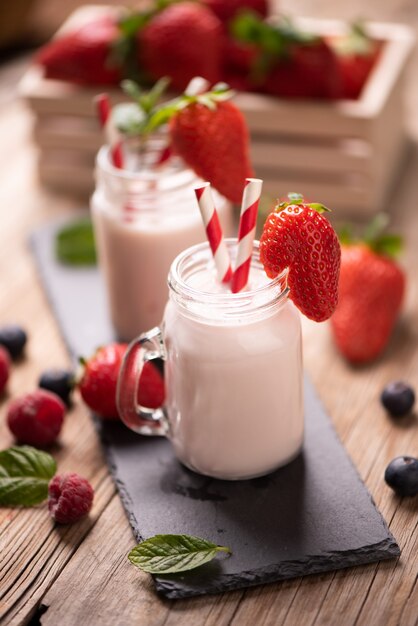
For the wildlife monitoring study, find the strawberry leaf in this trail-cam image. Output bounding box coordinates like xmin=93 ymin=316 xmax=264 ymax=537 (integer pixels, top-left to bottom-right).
xmin=0 ymin=446 xmax=56 ymax=507
xmin=128 ymin=534 xmax=231 ymax=574
xmin=370 ymin=234 xmax=403 ymax=258
xmin=308 ymin=203 xmax=331 ymax=213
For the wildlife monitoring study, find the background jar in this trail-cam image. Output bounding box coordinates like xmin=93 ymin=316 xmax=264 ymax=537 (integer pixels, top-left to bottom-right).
xmin=91 ymin=145 xmax=233 ymax=341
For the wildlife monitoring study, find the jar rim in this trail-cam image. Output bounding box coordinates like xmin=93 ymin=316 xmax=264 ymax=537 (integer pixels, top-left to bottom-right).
xmin=168 ymin=239 xmax=289 ymax=321
xmin=96 ymin=145 xmax=198 ymax=189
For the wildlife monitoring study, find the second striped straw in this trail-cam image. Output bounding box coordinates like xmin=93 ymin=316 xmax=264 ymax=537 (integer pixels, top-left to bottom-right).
xmin=231 ymin=178 xmax=263 ymax=293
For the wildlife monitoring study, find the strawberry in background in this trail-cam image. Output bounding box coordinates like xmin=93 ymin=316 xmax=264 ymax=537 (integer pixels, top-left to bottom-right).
xmin=117 ymin=79 xmax=254 ymax=204
xmin=331 ymin=23 xmax=381 ymax=99
xmin=203 ymin=0 xmax=269 ymax=24
xmin=139 ymin=2 xmax=223 ymax=91
xmin=331 ymin=215 xmax=405 ymax=364
xmin=36 ymin=15 xmax=122 ymax=85
xmin=230 ymin=13 xmax=342 ymax=99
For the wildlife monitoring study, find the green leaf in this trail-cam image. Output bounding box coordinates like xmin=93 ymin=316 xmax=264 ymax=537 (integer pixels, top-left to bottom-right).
xmin=0 ymin=446 xmax=56 ymax=507
xmin=308 ymin=202 xmax=331 ymax=213
xmin=371 ymin=234 xmax=403 ymax=258
xmin=56 ymin=219 xmax=97 ymax=266
xmin=128 ymin=534 xmax=232 ymax=574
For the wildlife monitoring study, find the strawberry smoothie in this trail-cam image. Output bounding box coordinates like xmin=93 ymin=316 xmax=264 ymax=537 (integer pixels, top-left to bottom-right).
xmin=164 ymin=241 xmax=304 ymax=479
xmin=117 ymin=240 xmax=304 ymax=480
xmin=91 ymin=147 xmax=233 ymax=340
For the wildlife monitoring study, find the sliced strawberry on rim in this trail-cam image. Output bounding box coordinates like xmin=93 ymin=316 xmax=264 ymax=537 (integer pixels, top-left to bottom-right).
xmin=259 ymin=193 xmax=341 ymax=322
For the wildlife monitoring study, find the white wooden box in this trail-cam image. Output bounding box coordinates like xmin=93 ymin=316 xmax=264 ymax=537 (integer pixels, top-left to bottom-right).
xmin=19 ymin=7 xmax=415 ymax=216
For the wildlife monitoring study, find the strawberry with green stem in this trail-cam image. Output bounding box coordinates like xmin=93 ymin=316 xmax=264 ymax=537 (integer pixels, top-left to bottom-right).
xmin=331 ymin=22 xmax=381 ymax=99
xmin=260 ymin=193 xmax=341 ymax=322
xmin=116 ymin=78 xmax=253 ymax=204
xmin=230 ymin=13 xmax=342 ymax=99
xmin=331 ymin=215 xmax=405 ymax=364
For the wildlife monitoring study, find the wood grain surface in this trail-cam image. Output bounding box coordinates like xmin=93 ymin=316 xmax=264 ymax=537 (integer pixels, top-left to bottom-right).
xmin=0 ymin=0 xmax=418 ymax=624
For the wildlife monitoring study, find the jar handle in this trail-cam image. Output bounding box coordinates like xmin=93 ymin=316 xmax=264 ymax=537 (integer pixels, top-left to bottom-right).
xmin=116 ymin=327 xmax=169 ymax=436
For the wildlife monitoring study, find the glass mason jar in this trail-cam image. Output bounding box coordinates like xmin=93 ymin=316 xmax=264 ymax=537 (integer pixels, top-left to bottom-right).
xmin=90 ymin=144 xmax=233 ymax=341
xmin=117 ymin=240 xmax=304 ymax=481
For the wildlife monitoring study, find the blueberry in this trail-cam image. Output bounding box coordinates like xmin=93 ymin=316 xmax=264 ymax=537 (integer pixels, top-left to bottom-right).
xmin=380 ymin=381 xmax=415 ymax=417
xmin=39 ymin=368 xmax=74 ymax=406
xmin=385 ymin=457 xmax=418 ymax=497
xmin=0 ymin=325 xmax=27 ymax=359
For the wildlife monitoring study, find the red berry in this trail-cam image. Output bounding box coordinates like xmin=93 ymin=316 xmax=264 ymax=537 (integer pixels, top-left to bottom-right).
xmin=0 ymin=346 xmax=10 ymax=395
xmin=48 ymin=473 xmax=94 ymax=524
xmin=7 ymin=390 xmax=65 ymax=447
xmin=203 ymin=0 xmax=268 ymax=24
xmin=170 ymin=100 xmax=253 ymax=204
xmin=330 ymin=244 xmax=405 ymax=363
xmin=140 ymin=3 xmax=223 ymax=91
xmin=263 ymin=39 xmax=342 ymax=99
xmin=78 ymin=343 xmax=166 ymax=418
xmin=138 ymin=361 xmax=165 ymax=409
xmin=260 ymin=201 xmax=341 ymax=322
xmin=36 ymin=16 xmax=121 ymax=85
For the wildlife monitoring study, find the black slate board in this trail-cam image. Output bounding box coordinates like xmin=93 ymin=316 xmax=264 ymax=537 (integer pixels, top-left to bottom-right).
xmin=30 ymin=219 xmax=400 ymax=599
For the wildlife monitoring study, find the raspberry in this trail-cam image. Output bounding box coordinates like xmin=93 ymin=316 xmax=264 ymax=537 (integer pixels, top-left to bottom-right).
xmin=0 ymin=345 xmax=10 ymax=394
xmin=7 ymin=390 xmax=65 ymax=447
xmin=48 ymin=473 xmax=94 ymax=524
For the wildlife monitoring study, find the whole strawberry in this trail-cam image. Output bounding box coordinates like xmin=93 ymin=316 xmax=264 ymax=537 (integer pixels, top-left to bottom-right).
xmin=332 ymin=23 xmax=380 ymax=99
xmin=331 ymin=219 xmax=405 ymax=363
xmin=139 ymin=3 xmax=222 ymax=91
xmin=48 ymin=473 xmax=94 ymax=524
xmin=264 ymin=38 xmax=342 ymax=99
xmin=0 ymin=345 xmax=10 ymax=395
xmin=260 ymin=194 xmax=341 ymax=322
xmin=7 ymin=390 xmax=65 ymax=447
xmin=170 ymin=99 xmax=253 ymax=204
xmin=36 ymin=16 xmax=121 ymax=85
xmin=78 ymin=343 xmax=165 ymax=418
xmin=78 ymin=343 xmax=127 ymax=419
xmin=231 ymin=13 xmax=341 ymax=99
xmin=203 ymin=0 xmax=268 ymax=24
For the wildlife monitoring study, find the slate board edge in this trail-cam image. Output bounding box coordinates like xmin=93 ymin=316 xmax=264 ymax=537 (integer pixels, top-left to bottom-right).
xmin=29 ymin=229 xmax=81 ymax=364
xmin=154 ymin=536 xmax=400 ymax=599
xmin=302 ymin=378 xmax=401 ymax=560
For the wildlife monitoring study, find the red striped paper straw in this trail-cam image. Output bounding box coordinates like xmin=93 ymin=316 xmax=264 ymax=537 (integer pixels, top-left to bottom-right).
xmin=231 ymin=178 xmax=263 ymax=293
xmin=95 ymin=93 xmax=124 ymax=169
xmin=194 ymin=183 xmax=233 ymax=284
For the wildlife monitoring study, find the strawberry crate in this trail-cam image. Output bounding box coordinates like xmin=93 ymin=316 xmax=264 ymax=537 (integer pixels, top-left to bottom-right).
xmin=19 ymin=6 xmax=415 ymax=217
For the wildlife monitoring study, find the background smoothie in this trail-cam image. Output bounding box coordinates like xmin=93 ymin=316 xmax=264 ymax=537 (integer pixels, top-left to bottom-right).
xmin=91 ymin=149 xmax=233 ymax=340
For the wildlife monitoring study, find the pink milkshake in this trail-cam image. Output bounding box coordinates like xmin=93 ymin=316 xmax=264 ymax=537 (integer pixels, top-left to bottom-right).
xmin=117 ymin=240 xmax=304 ymax=480
xmin=91 ymin=147 xmax=233 ymax=341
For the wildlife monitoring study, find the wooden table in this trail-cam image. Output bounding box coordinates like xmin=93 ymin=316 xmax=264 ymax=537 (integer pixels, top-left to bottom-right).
xmin=1 ymin=2 xmax=418 ymax=624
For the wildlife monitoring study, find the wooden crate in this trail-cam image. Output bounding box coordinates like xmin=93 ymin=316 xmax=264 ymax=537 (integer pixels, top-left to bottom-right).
xmin=19 ymin=7 xmax=415 ymax=216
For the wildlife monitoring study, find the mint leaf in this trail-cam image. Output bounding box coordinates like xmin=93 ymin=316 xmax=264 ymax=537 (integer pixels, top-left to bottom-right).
xmin=56 ymin=219 xmax=97 ymax=266
xmin=128 ymin=534 xmax=231 ymax=574
xmin=0 ymin=446 xmax=56 ymax=507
